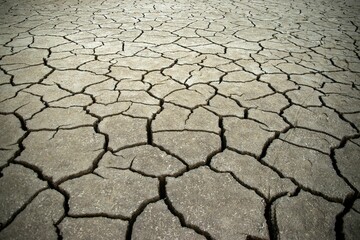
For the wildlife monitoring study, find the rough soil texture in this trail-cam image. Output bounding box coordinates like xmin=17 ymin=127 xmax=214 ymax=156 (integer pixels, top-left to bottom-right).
xmin=0 ymin=0 xmax=359 ymax=239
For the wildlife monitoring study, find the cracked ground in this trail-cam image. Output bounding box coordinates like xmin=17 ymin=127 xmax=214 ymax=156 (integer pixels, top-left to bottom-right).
xmin=0 ymin=0 xmax=359 ymax=239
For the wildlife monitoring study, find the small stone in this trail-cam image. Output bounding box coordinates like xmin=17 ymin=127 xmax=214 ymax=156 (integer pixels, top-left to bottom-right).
xmin=0 ymin=189 xmax=65 ymax=240
xmin=59 ymin=217 xmax=127 ymax=240
xmin=167 ymin=167 xmax=269 ymax=240
xmin=16 ymin=127 xmax=104 ymax=183
xmin=59 ymin=167 xmax=158 ymax=218
xmin=273 ymin=191 xmax=343 ymax=240
xmin=132 ymin=200 xmax=205 ymax=240
xmin=224 ymin=117 xmax=275 ymax=157
xmin=99 ymin=115 xmax=147 ymax=151
xmin=264 ymin=139 xmax=352 ymax=200
xmin=211 ymin=150 xmax=296 ymax=199
xmin=153 ymin=131 xmax=220 ymax=167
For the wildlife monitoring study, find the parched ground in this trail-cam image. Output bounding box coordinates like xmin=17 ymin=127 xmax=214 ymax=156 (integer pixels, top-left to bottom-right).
xmin=0 ymin=0 xmax=359 ymax=239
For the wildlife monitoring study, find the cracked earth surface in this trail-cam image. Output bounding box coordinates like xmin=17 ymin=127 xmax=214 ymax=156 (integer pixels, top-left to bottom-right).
xmin=0 ymin=0 xmax=359 ymax=239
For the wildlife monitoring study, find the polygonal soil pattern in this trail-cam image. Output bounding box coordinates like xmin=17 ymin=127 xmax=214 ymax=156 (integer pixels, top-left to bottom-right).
xmin=0 ymin=0 xmax=359 ymax=239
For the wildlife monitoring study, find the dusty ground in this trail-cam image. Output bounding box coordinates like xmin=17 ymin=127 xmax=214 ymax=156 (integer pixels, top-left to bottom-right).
xmin=0 ymin=0 xmax=359 ymax=239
